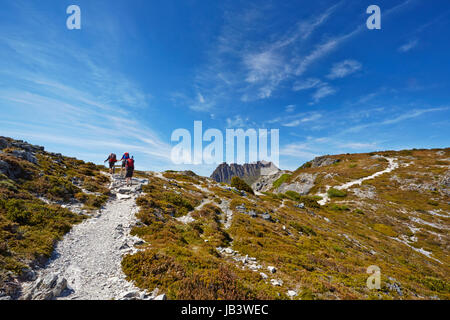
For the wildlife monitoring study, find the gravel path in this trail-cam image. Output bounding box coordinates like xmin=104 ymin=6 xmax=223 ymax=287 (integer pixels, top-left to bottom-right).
xmin=317 ymin=157 xmax=399 ymax=205
xmin=21 ymin=175 xmax=157 ymax=300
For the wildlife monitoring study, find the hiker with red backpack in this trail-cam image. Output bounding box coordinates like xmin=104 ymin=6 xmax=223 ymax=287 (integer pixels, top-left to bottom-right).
xmin=125 ymin=156 xmax=135 ymax=186
xmin=104 ymin=153 xmax=118 ymax=174
xmin=119 ymin=152 xmax=131 ymax=177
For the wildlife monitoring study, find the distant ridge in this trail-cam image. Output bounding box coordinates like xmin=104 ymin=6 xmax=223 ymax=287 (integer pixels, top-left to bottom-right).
xmin=210 ymin=161 xmax=280 ymax=184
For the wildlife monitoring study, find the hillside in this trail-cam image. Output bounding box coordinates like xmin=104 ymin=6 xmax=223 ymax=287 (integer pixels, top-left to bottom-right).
xmin=122 ymin=148 xmax=449 ymax=299
xmin=0 ymin=137 xmax=449 ymax=300
xmin=0 ymin=137 xmax=110 ymax=299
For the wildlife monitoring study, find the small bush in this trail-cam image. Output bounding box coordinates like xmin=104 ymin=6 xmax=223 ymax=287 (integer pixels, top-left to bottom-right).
xmin=230 ymin=177 xmax=254 ymax=195
xmin=327 ymin=188 xmax=347 ymax=198
xmin=373 ymin=224 xmax=397 ymax=237
xmin=289 ymin=222 xmax=316 ymax=236
xmin=329 ymin=204 xmax=350 ymax=211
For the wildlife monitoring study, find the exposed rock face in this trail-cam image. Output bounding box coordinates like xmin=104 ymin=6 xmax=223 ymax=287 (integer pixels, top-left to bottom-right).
xmin=10 ymin=149 xmax=38 ymax=165
xmin=21 ymin=273 xmax=68 ymax=300
xmin=440 ymin=170 xmax=450 ymax=187
xmin=276 ymin=173 xmax=317 ymax=195
xmin=0 ymin=137 xmax=43 ymax=179
xmin=210 ymin=161 xmax=280 ymax=184
xmin=310 ymin=156 xmax=340 ymax=168
xmin=0 ymin=137 xmax=44 ymax=154
xmin=252 ymin=170 xmax=290 ymax=192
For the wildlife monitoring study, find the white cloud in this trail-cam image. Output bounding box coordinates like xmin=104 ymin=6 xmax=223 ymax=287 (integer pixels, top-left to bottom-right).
xmin=226 ymin=115 xmax=248 ymax=128
xmin=292 ymin=78 xmax=322 ymax=91
xmin=338 ymin=142 xmax=377 ymax=149
xmin=280 ymin=143 xmax=318 ymax=158
xmin=398 ymin=39 xmax=419 ymax=52
xmin=327 ymin=60 xmax=362 ymax=79
xmin=281 ymin=112 xmax=322 ymax=127
xmin=311 ymin=85 xmax=337 ymax=103
xmin=285 ymin=104 xmax=295 ymax=112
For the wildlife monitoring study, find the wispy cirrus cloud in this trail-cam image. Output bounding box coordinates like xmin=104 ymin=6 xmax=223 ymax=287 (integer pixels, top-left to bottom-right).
xmin=327 ymin=60 xmax=362 ymax=79
xmin=0 ymin=3 xmax=171 ymax=168
xmin=344 ymin=107 xmax=449 ymax=133
xmin=292 ymin=78 xmax=336 ymax=103
xmin=398 ymin=39 xmax=419 ymax=52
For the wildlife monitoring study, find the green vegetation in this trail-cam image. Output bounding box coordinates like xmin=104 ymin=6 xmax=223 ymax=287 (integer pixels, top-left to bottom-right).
xmin=231 ymin=176 xmax=254 ymax=195
xmin=327 ymin=188 xmax=347 ymax=198
xmin=272 ymin=174 xmax=291 ymax=189
xmin=0 ymin=138 xmax=110 ymax=296
xmin=124 ymin=147 xmax=450 ymax=300
xmin=123 ymin=175 xmax=277 ymax=299
xmin=283 ymin=191 xmax=321 ymax=208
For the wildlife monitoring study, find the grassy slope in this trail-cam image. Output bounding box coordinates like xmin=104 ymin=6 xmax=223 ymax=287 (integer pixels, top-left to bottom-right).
xmin=0 ymin=137 xmax=110 ymax=296
xmin=123 ymin=148 xmax=449 ymax=300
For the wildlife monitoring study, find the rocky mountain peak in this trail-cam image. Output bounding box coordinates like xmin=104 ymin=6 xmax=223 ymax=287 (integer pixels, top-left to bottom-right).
xmin=210 ymin=161 xmax=280 ymax=184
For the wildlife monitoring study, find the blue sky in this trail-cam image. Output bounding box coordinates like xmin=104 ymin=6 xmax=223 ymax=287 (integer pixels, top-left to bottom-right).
xmin=0 ymin=0 xmax=449 ymax=175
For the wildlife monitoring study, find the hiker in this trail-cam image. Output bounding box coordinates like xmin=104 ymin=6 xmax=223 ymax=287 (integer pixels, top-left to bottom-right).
xmin=125 ymin=156 xmax=135 ymax=186
xmin=104 ymin=153 xmax=117 ymax=174
xmin=119 ymin=152 xmax=131 ymax=177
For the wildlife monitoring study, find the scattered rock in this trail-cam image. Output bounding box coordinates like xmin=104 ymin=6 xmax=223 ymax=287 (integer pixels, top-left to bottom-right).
xmin=22 ymin=273 xmax=68 ymax=300
xmin=387 ymin=278 xmax=403 ymax=296
xmin=117 ymin=193 xmax=132 ymax=200
xmin=260 ymin=272 xmax=268 ymax=279
xmin=295 ymin=203 xmax=305 ymax=209
xmin=270 ymin=279 xmax=283 ymax=286
xmin=224 ymin=248 xmax=234 ymax=254
xmin=287 ymin=290 xmax=297 ymax=297
xmin=120 ymin=290 xmax=140 ymax=300
xmin=310 ymin=156 xmax=340 ymax=168
xmin=11 ymin=149 xmax=38 ymax=164
xmin=268 ymin=266 xmax=277 ymax=273
xmin=154 ymin=294 xmax=167 ymax=300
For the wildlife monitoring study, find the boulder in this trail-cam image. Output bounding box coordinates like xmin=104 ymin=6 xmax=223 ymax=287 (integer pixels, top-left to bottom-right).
xmin=21 ymin=273 xmax=68 ymax=300
xmin=267 ymin=266 xmax=277 ymax=273
xmin=11 ymin=149 xmax=38 ymax=164
xmin=260 ymin=272 xmax=268 ymax=280
xmin=276 ymin=173 xmax=316 ymax=195
xmin=0 ymin=137 xmax=10 ymax=150
xmin=287 ymin=290 xmax=297 ymax=297
xmin=310 ymin=156 xmax=340 ymax=168
xmin=247 ymin=210 xmax=257 ymax=218
xmin=270 ymin=279 xmax=283 ymax=286
xmin=0 ymin=160 xmax=11 ymax=176
xmin=154 ymin=294 xmax=166 ymax=300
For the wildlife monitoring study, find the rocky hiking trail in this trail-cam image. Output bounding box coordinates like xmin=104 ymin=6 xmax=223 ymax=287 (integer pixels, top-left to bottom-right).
xmin=317 ymin=157 xmax=399 ymax=205
xmin=20 ymin=174 xmax=164 ymax=300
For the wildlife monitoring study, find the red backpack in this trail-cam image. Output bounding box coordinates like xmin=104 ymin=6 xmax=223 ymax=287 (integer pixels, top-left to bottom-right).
xmin=110 ymin=153 xmax=117 ymax=162
xmin=126 ymin=158 xmax=134 ymax=169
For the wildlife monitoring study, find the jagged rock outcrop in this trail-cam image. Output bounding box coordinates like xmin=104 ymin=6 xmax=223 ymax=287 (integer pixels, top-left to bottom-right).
xmin=0 ymin=137 xmax=44 ymax=154
xmin=252 ymin=170 xmax=290 ymax=192
xmin=210 ymin=161 xmax=279 ymax=184
xmin=310 ymin=156 xmax=340 ymax=168
xmin=276 ymin=173 xmax=317 ymax=195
